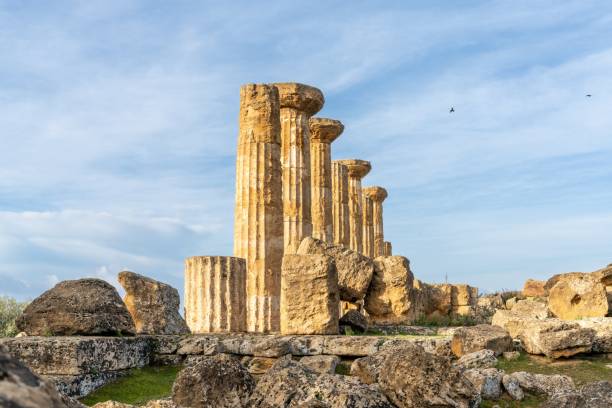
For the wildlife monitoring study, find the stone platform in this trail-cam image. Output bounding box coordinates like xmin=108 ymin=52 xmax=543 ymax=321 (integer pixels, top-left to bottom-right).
xmin=0 ymin=331 xmax=452 ymax=397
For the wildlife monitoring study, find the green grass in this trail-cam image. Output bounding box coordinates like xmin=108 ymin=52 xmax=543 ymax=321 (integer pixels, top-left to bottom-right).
xmin=80 ymin=366 xmax=181 ymax=406
xmin=335 ymin=360 xmax=352 ymax=376
xmin=412 ymin=314 xmax=478 ymax=327
xmin=480 ymin=394 xmax=546 ymax=407
xmin=496 ymin=352 xmax=612 ymax=386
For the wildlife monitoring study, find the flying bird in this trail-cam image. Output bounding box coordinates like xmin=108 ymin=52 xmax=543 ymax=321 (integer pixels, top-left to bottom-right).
xmin=449 ymin=107 xmax=455 ymax=113
xmin=586 ymin=94 xmax=592 ymax=97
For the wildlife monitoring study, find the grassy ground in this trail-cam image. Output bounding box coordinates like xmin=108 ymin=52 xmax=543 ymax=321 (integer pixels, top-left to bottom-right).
xmin=480 ymin=394 xmax=546 ymax=407
xmin=496 ymin=352 xmax=612 ymax=386
xmin=80 ymin=366 xmax=181 ymax=406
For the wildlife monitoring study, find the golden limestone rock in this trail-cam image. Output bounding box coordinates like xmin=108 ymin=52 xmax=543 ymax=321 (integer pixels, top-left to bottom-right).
xmin=548 ymin=273 xmax=608 ymax=320
xmin=522 ymin=279 xmax=547 ymax=297
xmin=362 ymin=186 xmax=388 ymax=258
xmin=234 ymin=84 xmax=283 ymax=333
xmin=361 ymin=192 xmax=375 ymax=258
xmin=309 ymin=118 xmax=344 ymax=243
xmin=336 ymin=159 xmax=371 ymax=254
xmin=331 ymin=161 xmax=350 ymax=248
xmin=280 ymin=254 xmax=339 ymax=335
xmin=273 ymin=83 xmax=324 ymax=255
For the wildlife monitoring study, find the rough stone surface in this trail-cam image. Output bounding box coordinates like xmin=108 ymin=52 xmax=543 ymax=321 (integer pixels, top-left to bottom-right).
xmin=297 ymin=237 xmax=374 ymax=302
xmin=118 ymin=271 xmax=189 ymax=335
xmin=310 ymin=117 xmax=343 ymax=243
xmin=451 ymin=324 xmax=513 ymax=357
xmin=249 ymin=357 xmax=393 ymax=407
xmin=519 ymin=319 xmax=594 ymax=358
xmin=241 ymin=356 xmax=277 ymax=376
xmin=336 ymin=159 xmax=371 ymax=254
xmin=548 ymin=273 xmax=608 ymax=320
xmin=365 ymin=256 xmax=415 ymax=325
xmin=454 ymin=349 xmax=498 ymax=370
xmin=361 ymin=193 xmax=375 ymax=258
xmin=511 ymin=298 xmax=551 ymax=319
xmin=522 ymin=279 xmax=547 ymax=297
xmin=234 ymin=83 xmax=283 ymax=333
xmin=509 ymin=371 xmax=575 ymax=396
xmin=16 ymin=278 xmax=135 ymax=336
xmin=464 ymin=368 xmax=503 ymax=400
xmin=502 ymin=374 xmax=524 ymax=400
xmin=172 ymin=354 xmax=255 ymax=408
xmin=184 ymin=256 xmax=246 ymax=333
xmin=300 ymin=355 xmax=340 ymax=374
xmin=280 ymin=254 xmax=339 ymax=335
xmin=331 ymin=161 xmax=350 ymax=248
xmin=575 ymin=317 xmax=612 ymax=353
xmin=0 ymin=350 xmax=83 ymax=408
xmin=339 ymin=310 xmax=368 ymax=334
xmin=362 ymin=186 xmax=388 ymax=258
xmin=351 ymin=342 xmax=480 ymax=408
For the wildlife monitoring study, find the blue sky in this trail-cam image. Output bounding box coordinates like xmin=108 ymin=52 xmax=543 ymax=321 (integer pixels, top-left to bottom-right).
xmin=1 ymin=1 xmax=611 ymax=301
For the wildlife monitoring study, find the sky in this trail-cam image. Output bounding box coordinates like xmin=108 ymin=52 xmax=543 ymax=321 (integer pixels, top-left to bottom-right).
xmin=1 ymin=0 xmax=611 ymax=301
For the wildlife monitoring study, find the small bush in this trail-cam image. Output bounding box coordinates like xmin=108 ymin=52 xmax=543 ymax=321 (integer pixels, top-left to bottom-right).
xmin=0 ymin=296 xmax=28 ymax=337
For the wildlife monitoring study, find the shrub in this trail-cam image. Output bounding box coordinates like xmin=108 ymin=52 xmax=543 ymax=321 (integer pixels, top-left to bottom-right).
xmin=0 ymin=296 xmax=28 ymax=337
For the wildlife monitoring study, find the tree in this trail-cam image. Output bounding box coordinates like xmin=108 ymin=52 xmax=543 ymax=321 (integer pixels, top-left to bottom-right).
xmin=0 ymin=296 xmax=28 ymax=337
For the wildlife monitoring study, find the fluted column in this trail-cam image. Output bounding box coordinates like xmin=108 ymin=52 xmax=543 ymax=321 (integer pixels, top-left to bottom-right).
xmin=363 ymin=186 xmax=388 ymax=258
xmin=332 ymin=161 xmax=350 ymax=247
xmin=310 ymin=118 xmax=344 ymax=243
xmin=384 ymin=241 xmax=392 ymax=256
xmin=234 ymin=84 xmax=284 ymax=333
xmin=184 ymin=256 xmax=246 ymax=333
xmin=336 ymin=159 xmax=371 ymax=253
xmin=361 ymin=193 xmax=374 ymax=258
xmin=274 ymin=83 xmax=324 ymax=254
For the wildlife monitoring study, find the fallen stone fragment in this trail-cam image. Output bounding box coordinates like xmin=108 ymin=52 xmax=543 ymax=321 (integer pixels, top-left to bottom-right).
xmin=351 ymin=342 xmax=480 ymax=408
xmin=451 ymin=324 xmax=513 ymax=357
xmin=172 ymin=354 xmax=255 ymax=408
xmin=519 ymin=319 xmax=594 ymax=358
xmin=509 ymin=371 xmax=575 ymax=396
xmin=248 ymin=357 xmax=394 ymax=407
xmin=502 ymin=351 xmax=520 ymax=361
xmin=454 ymin=349 xmax=498 ymax=370
xmin=300 ymin=355 xmax=340 ymax=374
xmin=547 ymin=273 xmax=608 ymax=320
xmin=464 ymin=368 xmax=503 ymax=400
xmin=511 ymin=298 xmax=550 ymax=319
xmin=575 ymin=317 xmax=612 ymax=353
xmin=364 ymin=256 xmax=415 ymax=325
xmin=297 ymin=237 xmax=375 ymax=302
xmin=0 ymin=350 xmax=84 ymax=408
xmin=118 ymin=271 xmax=189 ymax=335
xmin=16 ymin=278 xmax=135 ymax=336
xmin=339 ymin=309 xmax=368 ymax=334
xmin=541 ymin=381 xmax=612 ymax=408
xmin=522 ymin=279 xmax=547 ymax=297
xmin=502 ymin=374 xmax=524 ymax=401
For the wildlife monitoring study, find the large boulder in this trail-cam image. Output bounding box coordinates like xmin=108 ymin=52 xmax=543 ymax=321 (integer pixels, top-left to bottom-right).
xmin=453 ymin=349 xmax=498 ymax=370
xmin=339 ymin=310 xmax=368 ymax=334
xmin=508 ymin=371 xmax=575 ymax=396
xmin=280 ymin=254 xmax=339 ymax=335
xmin=364 ymin=256 xmax=415 ymax=325
xmin=519 ymin=319 xmax=594 ymax=358
xmin=297 ymin=237 xmax=374 ymax=302
xmin=16 ymin=279 xmax=135 ymax=336
xmin=575 ymin=317 xmax=612 ymax=353
xmin=547 ymin=273 xmax=608 ymax=320
xmin=463 ymin=368 xmax=503 ymax=400
xmin=451 ymin=324 xmax=513 ymax=357
xmin=522 ymin=279 xmax=547 ymax=297
xmin=543 ymin=381 xmax=612 ymax=408
xmin=351 ymin=342 xmax=480 ymax=408
xmin=118 ymin=271 xmax=189 ymax=335
xmin=248 ymin=357 xmax=394 ymax=407
xmin=172 ymin=354 xmax=255 ymax=408
xmin=0 ymin=350 xmax=84 ymax=408
xmin=415 ymin=281 xmax=452 ymax=316
xmin=511 ymin=298 xmax=550 ymax=319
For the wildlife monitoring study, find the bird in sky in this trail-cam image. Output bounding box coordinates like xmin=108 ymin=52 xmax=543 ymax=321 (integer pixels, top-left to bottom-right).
xmin=586 ymin=94 xmax=592 ymax=97
xmin=449 ymin=107 xmax=455 ymax=113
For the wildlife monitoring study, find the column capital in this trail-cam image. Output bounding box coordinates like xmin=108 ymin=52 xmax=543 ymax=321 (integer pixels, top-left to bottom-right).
xmin=309 ymin=117 xmax=344 ymax=144
xmin=272 ymin=82 xmax=324 ymax=115
xmin=363 ymin=186 xmax=388 ymax=202
xmin=336 ymin=159 xmax=371 ymax=179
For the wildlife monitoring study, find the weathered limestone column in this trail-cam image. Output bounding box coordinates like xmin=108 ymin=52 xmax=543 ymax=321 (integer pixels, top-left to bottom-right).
xmin=361 ymin=193 xmax=374 ymax=258
xmin=234 ymin=84 xmax=283 ymax=333
xmin=336 ymin=159 xmax=371 ymax=253
xmin=274 ymin=83 xmax=324 ymax=254
xmin=383 ymin=241 xmax=392 ymax=256
xmin=331 ymin=161 xmax=350 ymax=247
xmin=309 ymin=118 xmax=344 ymax=243
xmin=363 ymin=186 xmax=388 ymax=258
xmin=184 ymin=256 xmax=246 ymax=333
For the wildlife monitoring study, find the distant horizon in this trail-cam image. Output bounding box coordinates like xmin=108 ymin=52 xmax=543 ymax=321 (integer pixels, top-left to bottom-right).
xmin=1 ymin=1 xmax=611 ymax=302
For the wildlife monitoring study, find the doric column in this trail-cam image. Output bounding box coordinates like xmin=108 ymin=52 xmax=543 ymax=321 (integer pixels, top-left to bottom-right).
xmin=309 ymin=118 xmax=344 ymax=243
xmin=233 ymin=84 xmax=284 ymax=333
xmin=184 ymin=256 xmax=246 ymax=333
xmin=384 ymin=241 xmax=392 ymax=256
xmin=361 ymin=193 xmax=374 ymax=258
xmin=273 ymin=83 xmax=324 ymax=254
xmin=336 ymin=159 xmax=371 ymax=253
xmin=332 ymin=161 xmax=350 ymax=247
xmin=363 ymin=186 xmax=388 ymax=258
